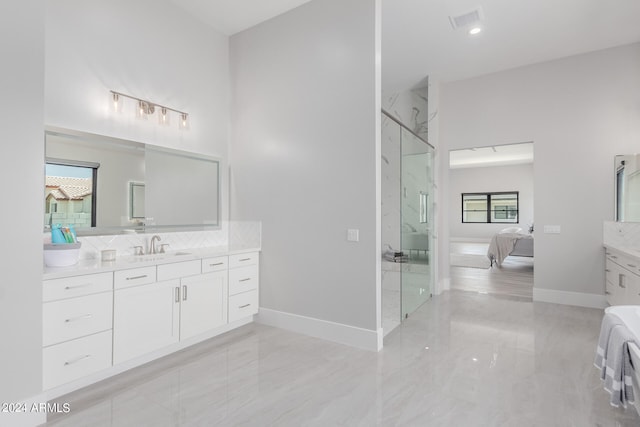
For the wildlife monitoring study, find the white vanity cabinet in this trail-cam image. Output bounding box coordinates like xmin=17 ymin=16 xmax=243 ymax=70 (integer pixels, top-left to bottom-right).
xmin=42 ymin=272 xmax=114 ymax=390
xmin=43 ymin=249 xmax=259 ymax=393
xmin=180 ymin=271 xmax=228 ymax=339
xmin=605 ymin=248 xmax=640 ymax=305
xmin=228 ymin=252 xmax=260 ymax=322
xmin=113 ymin=278 xmax=179 ymax=364
xmin=113 ymin=259 xmax=230 ymax=364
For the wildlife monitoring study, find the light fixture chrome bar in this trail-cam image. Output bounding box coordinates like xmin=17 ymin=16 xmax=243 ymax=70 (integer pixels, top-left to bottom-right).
xmin=110 ymin=90 xmax=188 ymax=117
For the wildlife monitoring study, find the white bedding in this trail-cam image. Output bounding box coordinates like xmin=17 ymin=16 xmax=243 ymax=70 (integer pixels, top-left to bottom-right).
xmin=487 ymin=233 xmax=534 ymax=266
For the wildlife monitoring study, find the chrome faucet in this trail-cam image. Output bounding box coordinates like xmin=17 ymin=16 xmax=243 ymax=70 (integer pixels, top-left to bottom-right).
xmin=149 ymin=235 xmax=162 ymax=254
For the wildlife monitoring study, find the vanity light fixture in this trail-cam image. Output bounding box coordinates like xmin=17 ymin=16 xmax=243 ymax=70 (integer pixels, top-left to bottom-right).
xmin=110 ymin=90 xmax=189 ymax=130
xmin=112 ymin=92 xmax=123 ymax=113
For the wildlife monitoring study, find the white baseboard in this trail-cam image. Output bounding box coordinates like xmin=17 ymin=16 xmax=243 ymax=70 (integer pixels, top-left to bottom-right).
xmin=533 ymin=288 xmax=607 ymax=309
xmin=257 ymin=308 xmax=382 ymax=352
xmin=435 ymin=277 xmax=450 ymax=295
xmin=0 ymin=393 xmax=47 ymax=427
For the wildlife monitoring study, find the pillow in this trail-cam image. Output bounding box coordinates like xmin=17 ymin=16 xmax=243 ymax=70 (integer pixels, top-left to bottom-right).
xmin=499 ymin=227 xmax=522 ymax=234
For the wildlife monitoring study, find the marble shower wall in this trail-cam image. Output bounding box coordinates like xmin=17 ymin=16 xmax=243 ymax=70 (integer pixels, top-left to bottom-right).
xmin=381 ymin=114 xmax=402 ymax=255
xmin=382 ymin=86 xmax=429 ymax=140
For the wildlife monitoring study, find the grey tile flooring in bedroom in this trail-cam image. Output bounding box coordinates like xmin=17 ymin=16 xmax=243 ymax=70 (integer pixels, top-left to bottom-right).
xmin=450 ymin=241 xmax=534 ymax=300
xmin=44 ymin=289 xmax=638 ymax=426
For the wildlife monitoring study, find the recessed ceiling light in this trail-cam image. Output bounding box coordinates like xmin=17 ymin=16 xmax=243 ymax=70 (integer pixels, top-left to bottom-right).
xmin=469 ymin=27 xmax=482 ymax=35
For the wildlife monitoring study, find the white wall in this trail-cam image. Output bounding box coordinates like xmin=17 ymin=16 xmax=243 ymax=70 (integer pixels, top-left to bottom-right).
xmin=0 ymin=1 xmax=46 ymax=425
xmin=230 ymin=0 xmax=380 ymax=343
xmin=440 ymin=43 xmax=640 ymax=304
xmin=45 ymin=0 xmax=230 ymax=221
xmin=449 ymin=163 xmax=534 ymax=240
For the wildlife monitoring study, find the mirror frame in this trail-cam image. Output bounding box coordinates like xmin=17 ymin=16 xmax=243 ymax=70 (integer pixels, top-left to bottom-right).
xmin=44 ymin=126 xmax=221 ymax=236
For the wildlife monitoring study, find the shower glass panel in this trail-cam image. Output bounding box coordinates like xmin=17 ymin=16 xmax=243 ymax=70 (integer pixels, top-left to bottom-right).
xmin=381 ymin=110 xmax=434 ymax=336
xmin=400 ymin=128 xmax=434 ymax=319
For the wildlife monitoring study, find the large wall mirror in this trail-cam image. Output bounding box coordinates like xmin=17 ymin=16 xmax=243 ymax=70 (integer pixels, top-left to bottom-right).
xmin=44 ymin=127 xmax=220 ymax=235
xmin=615 ymin=154 xmax=640 ymax=222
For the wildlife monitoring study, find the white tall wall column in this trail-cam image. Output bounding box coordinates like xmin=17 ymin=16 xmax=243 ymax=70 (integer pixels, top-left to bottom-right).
xmin=230 ymin=0 xmax=381 ymax=349
xmin=0 ymin=2 xmax=46 ymax=426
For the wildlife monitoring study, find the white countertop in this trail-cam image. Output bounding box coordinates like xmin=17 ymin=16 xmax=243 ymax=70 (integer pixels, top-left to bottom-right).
xmin=604 ymin=244 xmax=640 ymax=260
xmin=43 ymin=245 xmax=261 ymax=280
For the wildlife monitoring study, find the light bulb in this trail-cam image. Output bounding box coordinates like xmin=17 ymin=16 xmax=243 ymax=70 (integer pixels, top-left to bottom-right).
xmin=158 ymin=107 xmax=170 ymax=126
xmin=111 ymin=92 xmax=122 ymax=113
xmin=179 ymin=113 xmax=189 ymax=130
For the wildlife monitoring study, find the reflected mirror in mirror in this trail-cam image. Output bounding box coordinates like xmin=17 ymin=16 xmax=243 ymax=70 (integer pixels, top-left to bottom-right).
xmin=44 ymin=128 xmax=220 ymax=235
xmin=615 ymin=154 xmax=640 ymax=222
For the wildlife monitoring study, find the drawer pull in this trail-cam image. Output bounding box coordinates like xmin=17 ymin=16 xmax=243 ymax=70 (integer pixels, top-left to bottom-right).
xmin=175 ymin=287 xmax=180 ymax=303
xmin=64 ymin=283 xmax=92 ymax=290
xmin=64 ymin=354 xmax=91 ymax=366
xmin=239 ymin=304 xmax=251 ymax=309
xmin=126 ymin=275 xmax=148 ymax=281
xmin=239 ymin=258 xmax=251 ymax=262
xmin=65 ymin=314 xmax=93 ymax=323
xmin=209 ymin=262 xmax=225 ymax=267
xmin=183 ymin=285 xmax=188 ymax=301
xmin=628 ymin=264 xmax=637 ymax=268
xmin=239 ymin=278 xmax=251 ymax=282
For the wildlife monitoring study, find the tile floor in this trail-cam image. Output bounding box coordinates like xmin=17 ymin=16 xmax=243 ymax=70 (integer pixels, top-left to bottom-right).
xmin=44 ymin=290 xmax=639 ymax=426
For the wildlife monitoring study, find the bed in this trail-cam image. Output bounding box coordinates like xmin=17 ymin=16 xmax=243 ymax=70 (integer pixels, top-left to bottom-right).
xmin=487 ymin=231 xmax=534 ymax=266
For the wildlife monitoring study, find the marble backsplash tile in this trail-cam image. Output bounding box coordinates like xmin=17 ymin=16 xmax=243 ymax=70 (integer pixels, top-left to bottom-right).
xmin=603 ymin=221 xmax=640 ymax=248
xmin=44 ymin=221 xmax=261 ymax=260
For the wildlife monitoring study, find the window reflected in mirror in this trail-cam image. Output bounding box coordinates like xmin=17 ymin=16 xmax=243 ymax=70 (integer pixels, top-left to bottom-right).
xmin=45 ymin=162 xmax=97 ymax=229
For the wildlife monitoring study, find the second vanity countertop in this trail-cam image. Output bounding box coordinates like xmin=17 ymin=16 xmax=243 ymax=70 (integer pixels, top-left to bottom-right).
xmin=43 ymin=245 xmax=261 ymax=280
xmin=604 ymin=244 xmax=640 ymax=261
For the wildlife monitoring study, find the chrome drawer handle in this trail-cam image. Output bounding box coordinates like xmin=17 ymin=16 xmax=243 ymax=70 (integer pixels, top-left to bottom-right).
xmin=239 ymin=278 xmax=251 ymax=282
xmin=64 ymin=283 xmax=92 ymax=290
xmin=64 ymin=354 xmax=91 ymax=366
xmin=65 ymin=314 xmax=93 ymax=323
xmin=239 ymin=304 xmax=251 ymax=309
xmin=209 ymin=262 xmax=225 ymax=267
xmin=175 ymin=287 xmax=180 ymax=303
xmin=239 ymin=258 xmax=251 ymax=262
xmin=183 ymin=285 xmax=188 ymax=301
xmin=126 ymin=275 xmax=148 ymax=281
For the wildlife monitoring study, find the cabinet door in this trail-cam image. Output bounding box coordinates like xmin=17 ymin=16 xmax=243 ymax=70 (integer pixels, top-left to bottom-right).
xmin=113 ymin=279 xmax=180 ymax=364
xmin=180 ymin=271 xmax=228 ymax=340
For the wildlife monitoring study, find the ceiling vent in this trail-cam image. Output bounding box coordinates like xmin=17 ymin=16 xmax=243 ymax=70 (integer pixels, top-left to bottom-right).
xmin=449 ymin=7 xmax=484 ymax=30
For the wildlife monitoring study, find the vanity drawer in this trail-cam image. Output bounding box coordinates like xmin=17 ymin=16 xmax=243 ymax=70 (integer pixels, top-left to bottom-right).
xmin=228 ymin=290 xmax=258 ymax=323
xmin=229 ymin=252 xmax=259 ymax=269
xmin=229 ymin=264 xmax=259 ymax=296
xmin=202 ymin=256 xmax=228 ymax=273
xmin=43 ymin=292 xmax=113 ymax=346
xmin=43 ymin=330 xmax=112 ymax=390
xmin=157 ymin=260 xmax=201 ymax=281
xmin=43 ymin=272 xmax=113 ymax=302
xmin=114 ymin=266 xmax=157 ymax=290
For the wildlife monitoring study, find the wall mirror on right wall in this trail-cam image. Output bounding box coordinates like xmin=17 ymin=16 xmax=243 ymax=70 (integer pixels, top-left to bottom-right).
xmin=615 ymin=154 xmax=640 ymax=222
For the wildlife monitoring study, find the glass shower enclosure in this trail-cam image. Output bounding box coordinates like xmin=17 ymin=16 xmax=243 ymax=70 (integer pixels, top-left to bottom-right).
xmin=381 ymin=111 xmax=434 ymax=335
